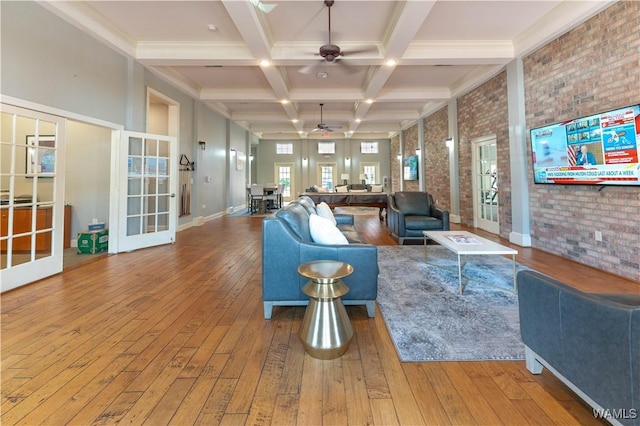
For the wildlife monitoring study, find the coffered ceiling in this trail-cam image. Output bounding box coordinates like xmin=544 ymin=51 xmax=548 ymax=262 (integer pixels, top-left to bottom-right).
xmin=41 ymin=0 xmax=613 ymax=140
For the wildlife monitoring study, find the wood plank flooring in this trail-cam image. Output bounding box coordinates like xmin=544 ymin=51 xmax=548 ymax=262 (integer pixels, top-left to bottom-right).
xmin=2 ymin=213 xmax=638 ymax=425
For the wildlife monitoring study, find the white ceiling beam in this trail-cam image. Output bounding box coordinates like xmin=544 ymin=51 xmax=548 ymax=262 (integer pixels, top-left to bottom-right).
xmin=354 ymin=0 xmax=437 ymax=133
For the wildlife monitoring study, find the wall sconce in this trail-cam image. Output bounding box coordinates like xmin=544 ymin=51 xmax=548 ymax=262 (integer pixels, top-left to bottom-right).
xmin=302 ymin=157 xmax=308 ymax=166
xmin=199 ymin=141 xmax=206 ymax=150
xmin=340 ymin=173 xmax=349 ymax=185
xmin=445 ymin=137 xmax=454 ymax=149
xmin=397 ymin=154 xmax=402 ymax=161
xmin=249 ymin=155 xmax=254 ymax=161
xmin=415 ymin=147 xmax=421 ymax=155
xmin=345 ymin=157 xmax=350 ymax=164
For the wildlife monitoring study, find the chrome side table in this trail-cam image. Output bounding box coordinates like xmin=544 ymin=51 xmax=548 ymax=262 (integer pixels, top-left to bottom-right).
xmin=297 ymin=260 xmax=354 ymax=359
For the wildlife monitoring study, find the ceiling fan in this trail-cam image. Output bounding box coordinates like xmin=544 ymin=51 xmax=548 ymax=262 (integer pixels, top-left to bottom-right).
xmin=299 ymin=0 xmax=374 ymax=75
xmin=311 ymin=103 xmax=342 ymax=132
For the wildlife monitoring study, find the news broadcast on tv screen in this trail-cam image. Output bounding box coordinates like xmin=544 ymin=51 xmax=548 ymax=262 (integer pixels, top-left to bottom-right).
xmin=530 ymin=104 xmax=640 ymax=185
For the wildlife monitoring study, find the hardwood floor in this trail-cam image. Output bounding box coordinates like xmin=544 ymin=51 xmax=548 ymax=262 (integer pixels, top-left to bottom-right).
xmin=1 ymin=213 xmax=637 ymax=425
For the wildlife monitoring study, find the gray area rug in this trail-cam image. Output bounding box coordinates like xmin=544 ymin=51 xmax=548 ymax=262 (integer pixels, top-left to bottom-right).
xmin=376 ymin=245 xmax=528 ymax=362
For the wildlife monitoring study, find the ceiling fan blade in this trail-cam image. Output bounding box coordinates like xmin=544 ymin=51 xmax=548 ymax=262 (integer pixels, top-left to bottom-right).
xmin=298 ymin=61 xmax=322 ymax=75
xmin=342 ymin=46 xmax=378 ymax=56
xmin=334 ymin=59 xmax=360 ymax=74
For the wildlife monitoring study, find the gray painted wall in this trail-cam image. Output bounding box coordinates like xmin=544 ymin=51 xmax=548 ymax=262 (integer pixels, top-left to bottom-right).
xmin=1 ymin=1 xmax=251 ymax=232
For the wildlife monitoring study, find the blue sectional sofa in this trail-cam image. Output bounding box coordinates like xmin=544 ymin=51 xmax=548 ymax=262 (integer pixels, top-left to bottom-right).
xmin=261 ymin=195 xmax=378 ymax=319
xmin=517 ymin=270 xmax=640 ymax=426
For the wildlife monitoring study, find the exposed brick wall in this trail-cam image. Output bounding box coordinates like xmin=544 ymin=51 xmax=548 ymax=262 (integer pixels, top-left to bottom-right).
xmin=390 ymin=135 xmax=401 ymax=192
xmin=423 ymin=107 xmax=450 ymax=210
xmin=457 ymin=71 xmax=511 ymax=238
xmin=402 ymin=125 xmax=420 ymax=191
xmin=524 ymin=1 xmax=640 ymax=280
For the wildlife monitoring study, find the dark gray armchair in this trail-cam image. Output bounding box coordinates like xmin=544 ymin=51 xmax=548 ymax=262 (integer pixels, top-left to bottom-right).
xmin=387 ymin=191 xmax=449 ymax=244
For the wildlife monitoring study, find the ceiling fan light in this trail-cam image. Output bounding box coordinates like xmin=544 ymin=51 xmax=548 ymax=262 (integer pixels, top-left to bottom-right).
xmin=259 ymin=59 xmax=271 ymax=67
xmin=385 ymin=59 xmax=397 ymax=67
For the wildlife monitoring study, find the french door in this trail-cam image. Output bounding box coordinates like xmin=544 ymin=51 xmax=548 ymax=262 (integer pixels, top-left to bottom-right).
xmin=115 ymin=131 xmax=177 ymax=252
xmin=1 ymin=105 xmax=66 ymax=292
xmin=316 ymin=162 xmax=337 ymax=191
xmin=472 ymin=136 xmax=499 ymax=234
xmin=274 ymin=163 xmax=294 ymax=202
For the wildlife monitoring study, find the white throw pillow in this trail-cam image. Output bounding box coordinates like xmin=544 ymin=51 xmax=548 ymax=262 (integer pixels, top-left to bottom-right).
xmin=370 ymin=184 xmax=383 ymax=193
xmin=335 ymin=186 xmax=348 ymax=193
xmin=309 ymin=214 xmax=349 ymax=245
xmin=317 ymin=186 xmax=329 ymax=193
xmin=316 ymin=202 xmax=337 ymax=225
xmin=349 ymin=189 xmax=367 ymax=193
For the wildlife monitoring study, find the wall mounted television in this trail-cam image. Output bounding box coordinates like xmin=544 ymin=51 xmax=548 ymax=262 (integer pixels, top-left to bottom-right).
xmin=403 ymin=155 xmax=418 ymax=181
xmin=530 ymin=104 xmax=640 ymax=186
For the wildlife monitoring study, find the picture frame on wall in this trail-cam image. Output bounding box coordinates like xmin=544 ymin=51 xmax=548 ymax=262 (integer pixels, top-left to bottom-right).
xmin=26 ymin=135 xmax=56 ymax=176
xmin=236 ymin=151 xmax=245 ymax=171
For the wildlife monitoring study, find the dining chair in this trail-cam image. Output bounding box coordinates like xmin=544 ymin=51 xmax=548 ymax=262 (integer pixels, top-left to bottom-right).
xmin=250 ymin=184 xmax=265 ymax=214
xmin=275 ymin=183 xmax=285 ymax=208
xmin=246 ymin=184 xmax=253 ymax=212
xmin=264 ymin=184 xmax=280 ymax=210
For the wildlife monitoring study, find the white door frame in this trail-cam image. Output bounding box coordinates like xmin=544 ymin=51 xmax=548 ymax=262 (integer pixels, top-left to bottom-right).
xmin=471 ymin=135 xmax=499 ymax=234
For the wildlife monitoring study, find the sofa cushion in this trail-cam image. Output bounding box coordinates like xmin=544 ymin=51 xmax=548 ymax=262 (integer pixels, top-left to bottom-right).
xmin=316 ymin=202 xmax=337 ymax=225
xmin=309 ymin=214 xmax=348 ymax=245
xmin=405 ymin=215 xmax=443 ymax=230
xmin=338 ymin=225 xmax=366 ymax=244
xmin=297 ymin=195 xmax=317 ymax=215
xmin=335 ymin=185 xmax=348 ymax=193
xmin=275 ymin=203 xmax=312 ymax=241
xmin=394 ymin=192 xmax=431 ymax=215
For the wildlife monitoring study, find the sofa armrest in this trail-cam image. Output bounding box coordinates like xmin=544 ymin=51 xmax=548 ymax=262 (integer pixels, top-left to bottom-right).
xmin=334 ymin=213 xmax=354 ymax=226
xmin=517 ymin=270 xmax=640 ymax=416
xmin=430 ymin=206 xmax=450 ymax=230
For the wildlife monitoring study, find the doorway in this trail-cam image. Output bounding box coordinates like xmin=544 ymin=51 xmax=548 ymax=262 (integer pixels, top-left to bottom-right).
xmin=472 ymin=135 xmax=499 ymax=234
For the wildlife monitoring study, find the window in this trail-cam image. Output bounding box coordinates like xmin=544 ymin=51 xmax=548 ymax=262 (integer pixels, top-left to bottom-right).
xmin=318 ymin=142 xmax=335 ymax=154
xmin=276 ymin=143 xmax=293 ymax=154
xmin=360 ymin=141 xmax=379 ymax=154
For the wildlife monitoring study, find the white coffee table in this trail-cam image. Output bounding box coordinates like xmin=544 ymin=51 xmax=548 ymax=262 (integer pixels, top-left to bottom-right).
xmin=423 ymin=230 xmax=518 ymax=294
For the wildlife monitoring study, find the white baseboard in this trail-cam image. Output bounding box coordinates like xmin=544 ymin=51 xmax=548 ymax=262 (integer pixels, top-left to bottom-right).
xmin=509 ymin=231 xmax=532 ymax=247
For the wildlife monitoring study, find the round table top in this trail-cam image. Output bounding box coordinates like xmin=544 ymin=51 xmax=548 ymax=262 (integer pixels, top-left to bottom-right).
xmin=297 ymin=260 xmax=353 ymax=281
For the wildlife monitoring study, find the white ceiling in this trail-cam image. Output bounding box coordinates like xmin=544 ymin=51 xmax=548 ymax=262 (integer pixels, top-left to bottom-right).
xmin=42 ymin=0 xmax=614 ymax=140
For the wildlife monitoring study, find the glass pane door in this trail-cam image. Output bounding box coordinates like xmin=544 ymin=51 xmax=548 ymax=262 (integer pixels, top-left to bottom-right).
xmin=1 ymin=104 xmax=66 ymax=292
xmin=275 ymin=163 xmax=294 ymax=201
xmin=473 ymin=137 xmax=499 ymax=234
xmin=117 ymin=131 xmax=177 ymax=253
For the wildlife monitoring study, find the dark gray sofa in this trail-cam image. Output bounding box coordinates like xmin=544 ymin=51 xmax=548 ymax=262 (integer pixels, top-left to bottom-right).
xmin=517 ymin=270 xmax=640 ymax=426
xmin=262 ymin=195 xmax=378 ymax=319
